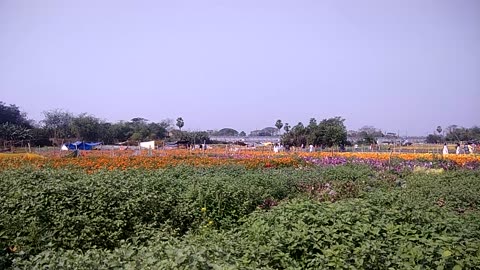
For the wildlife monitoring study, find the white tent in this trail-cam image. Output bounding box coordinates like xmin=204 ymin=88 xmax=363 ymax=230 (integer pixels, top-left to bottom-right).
xmin=139 ymin=141 xmax=155 ymax=149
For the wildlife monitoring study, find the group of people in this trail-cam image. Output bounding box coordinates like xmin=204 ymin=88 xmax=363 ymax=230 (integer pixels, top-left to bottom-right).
xmin=443 ymin=143 xmax=475 ymax=155
xmin=273 ymin=144 xmax=316 ymax=153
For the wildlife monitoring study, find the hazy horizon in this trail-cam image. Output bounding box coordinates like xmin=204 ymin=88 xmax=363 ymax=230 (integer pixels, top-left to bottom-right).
xmin=1 ymin=0 xmax=479 ymax=136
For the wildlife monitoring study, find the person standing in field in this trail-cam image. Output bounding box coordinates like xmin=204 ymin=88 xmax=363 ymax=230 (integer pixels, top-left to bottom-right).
xmin=468 ymin=144 xmax=474 ymax=154
xmin=456 ymin=143 xmax=461 ymax=155
xmin=464 ymin=144 xmax=470 ymax=154
xmin=273 ymin=144 xmax=279 ymax=153
xmin=442 ymin=143 xmax=449 ymax=155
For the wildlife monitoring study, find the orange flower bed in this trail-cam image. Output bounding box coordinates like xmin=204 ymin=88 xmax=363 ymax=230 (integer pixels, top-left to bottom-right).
xmin=0 ymin=151 xmax=302 ymax=171
xmin=0 ymin=149 xmax=478 ymax=171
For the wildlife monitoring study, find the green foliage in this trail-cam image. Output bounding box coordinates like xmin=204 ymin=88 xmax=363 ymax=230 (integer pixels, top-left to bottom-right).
xmin=170 ymin=130 xmax=211 ymax=144
xmin=283 ymin=122 xmax=307 ymax=146
xmin=14 ymin=193 xmax=480 ymax=269
xmin=353 ymin=126 xmax=383 ymax=145
xmin=41 ymin=109 xmax=170 ymax=144
xmin=213 ymin=128 xmax=239 ymax=136
xmin=111 ymin=120 xmax=169 ymax=143
xmin=29 ymin=128 xmax=52 ymax=147
xmin=426 ymin=134 xmax=444 ymax=144
xmin=70 ymin=113 xmax=103 ymax=141
xmin=1 ymin=166 xmax=326 ymax=261
xmin=2 ymin=166 xmax=480 ymax=269
xmin=401 ymin=170 xmax=480 ymax=211
xmin=41 ymin=109 xmax=75 ymax=140
xmin=282 ymin=117 xmax=348 ymax=147
xmin=0 ymin=102 xmax=31 ymax=127
xmin=0 ymin=123 xmax=32 ymax=141
xmin=0 ymin=102 xmax=33 ymax=143
xmin=445 ymin=125 xmax=480 ymax=143
xmin=250 ymin=127 xmax=278 ymax=136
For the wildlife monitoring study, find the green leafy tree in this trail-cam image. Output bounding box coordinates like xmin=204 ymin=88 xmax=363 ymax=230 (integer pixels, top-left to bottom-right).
xmin=0 ymin=101 xmax=33 ymax=144
xmin=0 ymin=123 xmax=32 ymax=141
xmin=282 ymin=122 xmax=307 ymax=146
xmin=42 ymin=109 xmax=74 ymax=140
xmin=108 ymin=121 xmax=133 ymax=143
xmin=306 ymin=119 xmax=318 ymax=142
xmin=445 ymin=125 xmax=480 ymax=142
xmin=284 ymin=123 xmax=290 ymax=133
xmin=0 ymin=101 xmax=31 ymax=127
xmin=308 ymin=118 xmax=317 ymax=129
xmin=98 ymin=123 xmax=115 ymax=144
xmin=70 ymin=114 xmax=103 ymax=141
xmin=215 ymin=128 xmax=239 ymax=136
xmin=426 ymin=134 xmax=443 ymax=144
xmin=358 ymin=126 xmax=383 ymax=138
xmin=29 ymin=127 xmax=52 ymax=146
xmin=250 ymin=127 xmax=277 ymax=136
xmin=170 ymin=130 xmax=210 ymax=144
xmin=282 ymin=117 xmax=347 ymax=147
xmin=131 ymin=117 xmax=148 ymax=123
xmin=147 ymin=122 xmax=169 ymax=140
xmin=261 ymin=127 xmax=277 ymax=136
xmin=357 ymin=126 xmax=382 ymax=145
xmin=316 ymin=117 xmax=347 ymax=147
xmin=118 ymin=118 xmax=170 ymax=143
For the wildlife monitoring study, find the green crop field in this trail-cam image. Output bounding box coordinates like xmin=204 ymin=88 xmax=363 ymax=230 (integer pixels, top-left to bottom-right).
xmin=1 ymin=164 xmax=480 ymax=269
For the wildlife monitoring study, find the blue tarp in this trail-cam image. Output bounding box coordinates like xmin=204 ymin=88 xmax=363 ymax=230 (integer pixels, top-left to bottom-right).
xmin=66 ymin=141 xmax=102 ymax=150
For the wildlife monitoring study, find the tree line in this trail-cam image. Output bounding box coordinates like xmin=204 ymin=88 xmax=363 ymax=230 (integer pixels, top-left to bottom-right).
xmin=0 ymin=102 xmax=190 ymax=147
xmin=426 ymin=125 xmax=480 ymax=144
xmin=1 ymin=101 xmax=478 ymax=148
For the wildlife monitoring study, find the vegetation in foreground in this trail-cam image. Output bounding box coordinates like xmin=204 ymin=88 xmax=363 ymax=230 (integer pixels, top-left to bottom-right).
xmin=1 ymin=164 xmax=480 ymax=269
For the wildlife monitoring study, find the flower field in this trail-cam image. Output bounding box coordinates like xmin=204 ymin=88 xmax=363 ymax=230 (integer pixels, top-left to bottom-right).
xmin=1 ymin=149 xmax=479 ymax=172
xmin=1 ymin=150 xmax=480 ymax=269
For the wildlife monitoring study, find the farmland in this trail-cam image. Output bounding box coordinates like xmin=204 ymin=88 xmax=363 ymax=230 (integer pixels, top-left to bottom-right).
xmin=1 ymin=150 xmax=480 ymax=269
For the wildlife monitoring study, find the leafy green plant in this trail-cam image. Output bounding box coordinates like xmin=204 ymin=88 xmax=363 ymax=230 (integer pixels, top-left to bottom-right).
xmin=1 ymin=165 xmax=480 ymax=269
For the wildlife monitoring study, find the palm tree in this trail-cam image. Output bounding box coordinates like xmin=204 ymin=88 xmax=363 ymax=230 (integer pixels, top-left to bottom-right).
xmin=436 ymin=126 xmax=442 ymax=136
xmin=275 ymin=120 xmax=283 ymax=135
xmin=176 ymin=117 xmax=184 ymax=131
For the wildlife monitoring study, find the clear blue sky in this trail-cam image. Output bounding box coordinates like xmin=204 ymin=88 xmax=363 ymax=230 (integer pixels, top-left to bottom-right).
xmin=1 ymin=0 xmax=479 ymax=135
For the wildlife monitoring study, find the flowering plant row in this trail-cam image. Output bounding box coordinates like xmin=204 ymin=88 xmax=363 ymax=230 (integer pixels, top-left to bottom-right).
xmin=1 ymin=150 xmax=479 ymax=172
